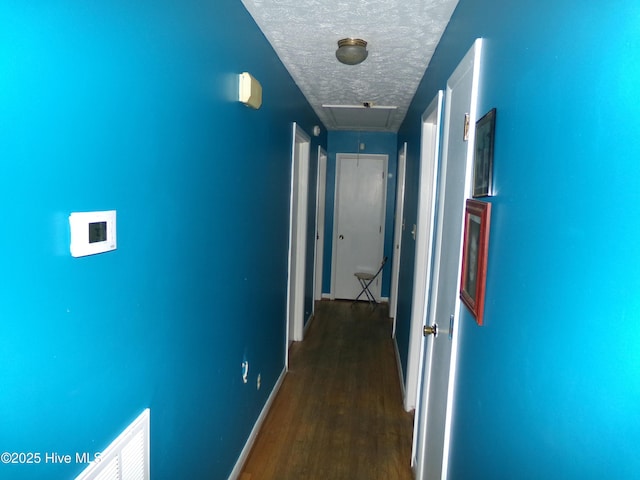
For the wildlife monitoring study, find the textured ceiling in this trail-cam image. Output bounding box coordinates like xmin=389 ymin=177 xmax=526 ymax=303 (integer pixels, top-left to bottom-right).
xmin=241 ymin=0 xmax=459 ymax=132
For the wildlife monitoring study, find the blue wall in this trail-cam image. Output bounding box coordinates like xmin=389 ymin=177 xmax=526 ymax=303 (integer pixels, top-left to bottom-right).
xmin=399 ymin=0 xmax=640 ymax=477
xmin=324 ymin=131 xmax=398 ymax=298
xmin=0 ymin=1 xmax=323 ymax=478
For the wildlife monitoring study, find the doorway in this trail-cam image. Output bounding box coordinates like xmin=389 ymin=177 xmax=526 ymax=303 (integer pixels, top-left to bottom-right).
xmin=413 ymin=39 xmax=483 ymax=479
xmin=286 ymin=123 xmax=311 ymax=367
xmin=313 ymin=146 xmax=328 ymax=307
xmin=331 ymin=153 xmax=388 ymax=300
xmin=404 ymin=91 xmax=444 ymax=411
xmin=389 ymin=142 xmax=407 ymax=330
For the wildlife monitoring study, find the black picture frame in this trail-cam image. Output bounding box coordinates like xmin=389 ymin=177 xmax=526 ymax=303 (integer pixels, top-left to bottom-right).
xmin=472 ymin=108 xmax=496 ymax=198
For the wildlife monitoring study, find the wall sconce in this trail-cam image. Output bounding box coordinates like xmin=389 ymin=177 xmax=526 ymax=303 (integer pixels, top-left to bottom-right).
xmin=239 ymin=72 xmax=262 ymax=109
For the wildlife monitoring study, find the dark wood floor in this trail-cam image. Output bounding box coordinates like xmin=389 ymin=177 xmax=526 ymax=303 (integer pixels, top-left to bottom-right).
xmin=240 ymin=300 xmax=414 ymax=480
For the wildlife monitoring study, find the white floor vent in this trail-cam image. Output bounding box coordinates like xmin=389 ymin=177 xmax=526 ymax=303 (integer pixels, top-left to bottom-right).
xmin=75 ymin=408 xmax=150 ymax=480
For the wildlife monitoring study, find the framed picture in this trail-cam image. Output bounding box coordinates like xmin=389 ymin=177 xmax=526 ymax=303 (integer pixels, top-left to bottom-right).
xmin=460 ymin=199 xmax=491 ymax=326
xmin=472 ymin=108 xmax=496 ymax=197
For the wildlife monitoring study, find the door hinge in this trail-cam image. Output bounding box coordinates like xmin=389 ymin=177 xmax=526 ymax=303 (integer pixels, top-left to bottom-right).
xmin=463 ymin=113 xmax=470 ymax=141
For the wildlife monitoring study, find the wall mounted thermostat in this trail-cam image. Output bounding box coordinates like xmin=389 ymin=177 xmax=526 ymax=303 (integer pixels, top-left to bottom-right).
xmin=69 ymin=210 xmax=117 ymax=257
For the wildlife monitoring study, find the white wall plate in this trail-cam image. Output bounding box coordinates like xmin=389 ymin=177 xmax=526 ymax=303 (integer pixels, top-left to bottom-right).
xmin=69 ymin=210 xmax=117 ymax=257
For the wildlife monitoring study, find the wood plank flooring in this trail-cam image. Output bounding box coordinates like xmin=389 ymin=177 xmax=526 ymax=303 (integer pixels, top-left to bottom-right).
xmin=239 ymin=300 xmax=414 ymax=480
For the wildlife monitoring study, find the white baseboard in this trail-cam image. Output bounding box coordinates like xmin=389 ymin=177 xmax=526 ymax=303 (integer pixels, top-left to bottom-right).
xmin=228 ymin=367 xmax=287 ymax=479
xmin=392 ymin=335 xmax=407 ymax=406
xmin=303 ymin=312 xmax=315 ymax=336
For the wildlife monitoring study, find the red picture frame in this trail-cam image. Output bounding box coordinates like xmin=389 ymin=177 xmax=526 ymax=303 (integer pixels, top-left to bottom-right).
xmin=460 ymin=199 xmax=491 ymax=326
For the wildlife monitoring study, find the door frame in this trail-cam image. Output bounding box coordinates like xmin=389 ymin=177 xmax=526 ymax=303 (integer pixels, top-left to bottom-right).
xmin=330 ymin=153 xmax=388 ymax=300
xmin=404 ymin=91 xmax=445 ymax=411
xmin=313 ymin=146 xmax=328 ymax=308
xmin=389 ymin=142 xmax=407 ymax=330
xmin=412 ymin=39 xmax=483 ymax=479
xmin=286 ymin=123 xmax=311 ymax=368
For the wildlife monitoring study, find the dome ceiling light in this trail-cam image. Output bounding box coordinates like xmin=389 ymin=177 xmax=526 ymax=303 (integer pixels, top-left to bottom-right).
xmin=335 ymin=38 xmax=368 ymax=65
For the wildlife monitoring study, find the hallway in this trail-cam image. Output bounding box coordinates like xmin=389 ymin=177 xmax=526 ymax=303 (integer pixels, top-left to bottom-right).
xmin=240 ymin=300 xmax=414 ymax=479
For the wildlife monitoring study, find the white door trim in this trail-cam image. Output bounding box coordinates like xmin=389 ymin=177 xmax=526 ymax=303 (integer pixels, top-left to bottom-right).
xmin=440 ymin=40 xmax=484 ymax=480
xmin=404 ymin=91 xmax=445 ymax=411
xmin=285 ymin=123 xmax=311 ymax=369
xmin=313 ymin=146 xmax=327 ymax=307
xmin=413 ymin=39 xmax=483 ymax=480
xmin=390 ymin=142 xmax=407 ymax=331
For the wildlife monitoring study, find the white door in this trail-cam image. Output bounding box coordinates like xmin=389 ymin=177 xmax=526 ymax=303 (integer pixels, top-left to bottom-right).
xmin=286 ymin=123 xmax=311 ymax=366
xmin=390 ymin=142 xmax=407 ymax=328
xmin=313 ymin=146 xmax=328 ymax=305
xmin=404 ymin=91 xmax=444 ymax=412
xmin=331 ymin=153 xmax=388 ymax=300
xmin=414 ymin=39 xmax=483 ymax=480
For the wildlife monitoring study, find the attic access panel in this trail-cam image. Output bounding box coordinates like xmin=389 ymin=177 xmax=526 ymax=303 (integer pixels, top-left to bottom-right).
xmin=322 ymin=104 xmax=397 ymax=130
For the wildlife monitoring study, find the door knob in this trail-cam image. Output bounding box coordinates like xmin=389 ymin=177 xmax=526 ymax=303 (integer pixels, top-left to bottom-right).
xmin=423 ymin=323 xmax=438 ymax=337
xmin=339 ymin=234 xmax=344 ymax=239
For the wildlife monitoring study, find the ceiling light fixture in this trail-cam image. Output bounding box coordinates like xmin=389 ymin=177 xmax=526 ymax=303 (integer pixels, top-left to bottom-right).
xmin=335 ymin=38 xmax=368 ymax=65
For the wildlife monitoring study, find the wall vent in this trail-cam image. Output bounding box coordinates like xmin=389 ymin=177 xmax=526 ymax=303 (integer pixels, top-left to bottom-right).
xmin=75 ymin=408 xmax=150 ymax=480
